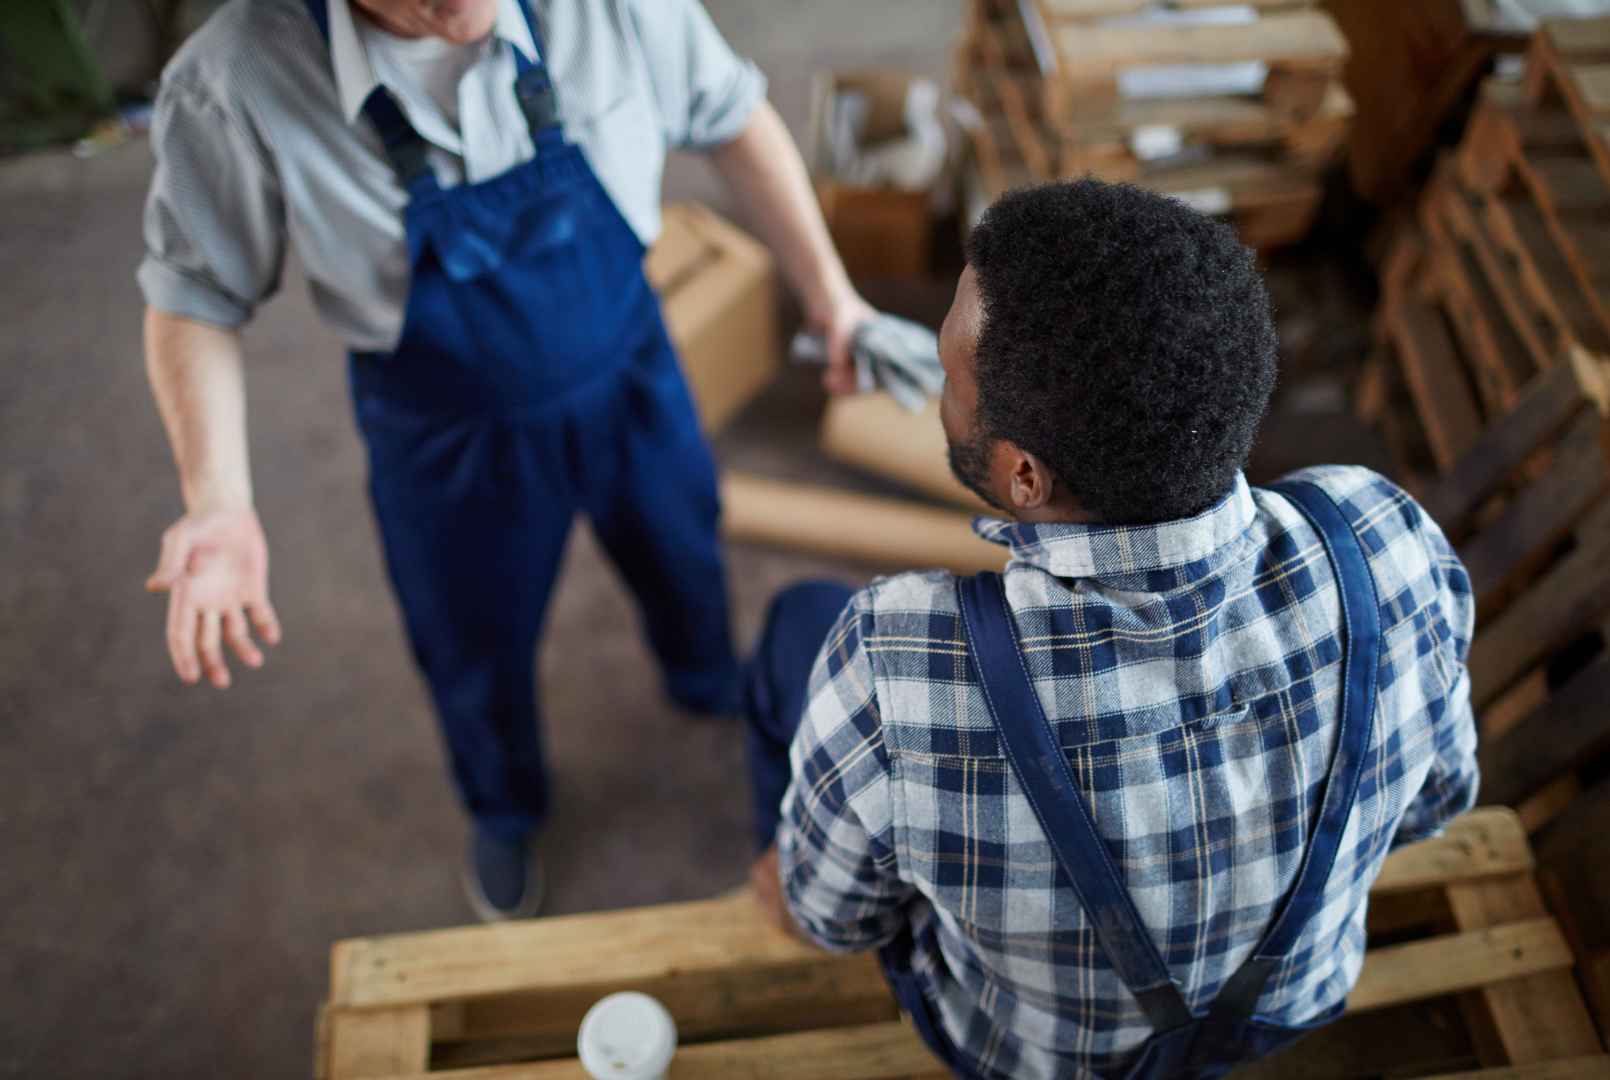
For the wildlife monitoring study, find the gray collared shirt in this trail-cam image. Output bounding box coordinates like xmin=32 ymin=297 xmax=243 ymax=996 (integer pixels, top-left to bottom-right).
xmin=138 ymin=0 xmax=766 ymax=351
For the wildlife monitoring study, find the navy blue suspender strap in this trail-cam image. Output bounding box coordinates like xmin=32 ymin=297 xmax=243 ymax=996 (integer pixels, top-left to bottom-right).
xmin=301 ymin=0 xmax=562 ymax=190
xmin=1212 ymin=480 xmax=1382 ymax=1015
xmin=954 ymin=479 xmax=1380 ymax=1034
xmin=956 ymin=572 xmax=1195 ymax=1032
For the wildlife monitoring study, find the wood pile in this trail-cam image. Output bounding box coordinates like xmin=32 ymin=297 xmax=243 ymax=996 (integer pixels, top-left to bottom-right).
xmin=953 ymin=0 xmax=1352 ymax=249
xmin=1360 ymin=16 xmax=1610 ymax=1044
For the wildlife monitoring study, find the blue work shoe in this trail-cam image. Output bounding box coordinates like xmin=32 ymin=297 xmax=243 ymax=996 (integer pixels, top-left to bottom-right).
xmin=463 ymin=831 xmax=544 ymax=922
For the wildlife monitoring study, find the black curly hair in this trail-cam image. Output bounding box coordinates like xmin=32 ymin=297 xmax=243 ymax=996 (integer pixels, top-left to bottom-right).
xmin=965 ymin=180 xmax=1278 ymax=524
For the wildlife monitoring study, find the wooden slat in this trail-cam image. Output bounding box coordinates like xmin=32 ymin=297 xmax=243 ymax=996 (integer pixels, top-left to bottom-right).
xmin=1424 ymin=1057 xmax=1610 ymax=1079
xmin=1481 ymin=190 xmax=1610 ymax=355
xmin=1526 ymin=156 xmax=1610 ymax=213
xmin=1420 ymin=346 xmax=1608 ymax=530
xmin=428 ymin=955 xmax=899 ymax=1069
xmin=1346 ymin=918 xmax=1576 ymax=1013
xmin=323 ymin=1006 xmax=431 ymax=1080
xmin=1510 ymin=148 xmax=1610 ymax=344
xmin=1429 ymin=221 xmax=1536 ymax=411
xmin=381 ymin=1022 xmax=944 ymax=1080
xmin=1138 ymin=156 xmax=1323 ymax=211
xmin=1447 ymin=876 xmax=1605 ymax=1064
xmin=1457 ymin=410 xmax=1610 ymax=605
xmin=722 ymin=472 xmax=1008 ymax=576
xmin=1434 ymin=180 xmax=1555 ymax=385
xmin=1052 ymin=11 xmax=1346 ymax=77
xmin=1385 ymin=288 xmax=1485 ymax=471
xmin=333 ymin=893 xmax=846 ymax=1009
xmin=1470 ymin=501 xmax=1610 ymax=708
xmin=1546 ymin=17 xmax=1610 ymax=57
xmin=1370 ymin=807 xmax=1532 ymax=895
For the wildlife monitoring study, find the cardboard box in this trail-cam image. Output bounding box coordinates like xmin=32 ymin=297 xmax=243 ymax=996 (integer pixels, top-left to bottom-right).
xmin=808 ymin=70 xmax=934 ymax=279
xmin=644 ymin=203 xmax=780 ymax=435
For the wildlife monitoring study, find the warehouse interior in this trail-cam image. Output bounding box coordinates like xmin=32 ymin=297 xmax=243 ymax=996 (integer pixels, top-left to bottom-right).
xmin=4 ymin=1 xmax=1610 ymax=1077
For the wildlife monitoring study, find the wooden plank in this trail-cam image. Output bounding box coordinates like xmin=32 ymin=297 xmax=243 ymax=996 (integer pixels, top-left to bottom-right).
xmin=1546 ymin=17 xmax=1610 ymax=57
xmin=428 ymin=956 xmax=899 ymax=1069
xmin=1525 ymin=155 xmax=1610 ymax=213
xmin=1511 ymin=148 xmax=1610 ymax=344
xmin=1137 ymin=156 xmax=1323 ymax=211
xmin=722 ymin=472 xmax=1007 ymax=576
xmin=1458 ymin=411 xmax=1610 ymax=604
xmin=1370 ymin=808 xmax=1532 ymax=895
xmin=1446 ymin=876 xmax=1605 ymax=1064
xmin=1424 ymin=1058 xmax=1610 ymax=1079
xmin=332 ymin=893 xmax=851 ymax=1008
xmin=1420 ymin=347 xmax=1608 ymax=530
xmin=819 ymin=393 xmax=989 ymax=511
xmin=1470 ymin=501 xmax=1610 ymax=709
xmin=1435 ymin=180 xmax=1556 ymax=384
xmin=383 ymin=1022 xmax=945 ymax=1080
xmin=1482 ymin=654 xmax=1610 ymax=811
xmin=1481 ymin=668 xmax=1549 ymax=742
xmin=1517 ymin=775 xmax=1581 ymax=833
xmin=1428 ymin=224 xmax=1535 ymax=411
xmin=1481 ymin=190 xmax=1610 ymax=355
xmin=1052 ymin=11 xmax=1346 ymax=77
xmin=1385 ymin=288 xmax=1485 ymax=471
xmin=1346 ymin=918 xmax=1576 ymax=1013
xmin=323 ymin=1006 xmax=431 ymax=1080
xmin=1037 ymin=0 xmax=1148 ymax=20
xmin=1197 ymin=1000 xmax=1476 ymax=1079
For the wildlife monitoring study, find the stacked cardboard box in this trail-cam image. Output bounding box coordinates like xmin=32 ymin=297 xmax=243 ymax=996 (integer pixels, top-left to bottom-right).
xmin=645 ymin=203 xmax=781 ymax=435
xmin=953 ymin=0 xmax=1352 ymax=249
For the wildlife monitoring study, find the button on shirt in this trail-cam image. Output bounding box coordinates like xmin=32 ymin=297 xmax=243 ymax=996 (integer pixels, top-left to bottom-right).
xmin=137 ymin=0 xmax=766 ymax=351
xmin=777 ymin=466 xmax=1478 ymax=1079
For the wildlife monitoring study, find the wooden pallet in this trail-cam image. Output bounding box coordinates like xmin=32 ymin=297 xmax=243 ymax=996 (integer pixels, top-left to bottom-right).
xmin=1368 ymin=67 xmax=1610 ymax=481
xmin=954 ymin=0 xmax=1345 ymax=250
xmin=313 ymin=811 xmax=1605 ymax=1078
xmin=1404 ymin=344 xmax=1610 ymax=1044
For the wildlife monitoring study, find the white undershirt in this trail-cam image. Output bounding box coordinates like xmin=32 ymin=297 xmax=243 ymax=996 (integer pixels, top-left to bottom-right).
xmin=362 ymin=23 xmax=484 ymax=135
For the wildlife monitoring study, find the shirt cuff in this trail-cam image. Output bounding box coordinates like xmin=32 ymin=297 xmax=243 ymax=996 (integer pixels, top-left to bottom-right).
xmin=137 ymin=256 xmax=254 ymax=329
xmin=685 ymin=61 xmax=768 ymax=150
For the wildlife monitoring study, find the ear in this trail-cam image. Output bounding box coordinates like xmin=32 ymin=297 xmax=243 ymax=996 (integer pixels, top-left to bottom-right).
xmin=1002 ymin=444 xmax=1057 ymax=510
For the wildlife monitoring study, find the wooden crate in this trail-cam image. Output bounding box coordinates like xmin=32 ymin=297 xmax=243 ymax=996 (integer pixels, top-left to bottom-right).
xmin=1367 ymin=65 xmax=1610 ymax=481
xmin=954 ymin=0 xmax=1345 ymax=250
xmin=313 ymin=811 xmax=1605 ymax=1078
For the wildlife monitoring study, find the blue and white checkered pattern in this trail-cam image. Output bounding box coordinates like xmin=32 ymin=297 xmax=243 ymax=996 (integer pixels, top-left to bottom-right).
xmin=776 ymin=466 xmax=1477 ymax=1079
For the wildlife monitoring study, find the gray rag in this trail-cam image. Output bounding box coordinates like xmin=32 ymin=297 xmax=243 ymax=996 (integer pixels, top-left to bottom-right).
xmin=791 ymin=312 xmax=943 ymax=412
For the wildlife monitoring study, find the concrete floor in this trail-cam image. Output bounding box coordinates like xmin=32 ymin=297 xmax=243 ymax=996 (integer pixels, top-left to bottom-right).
xmin=0 ymin=3 xmax=1384 ymax=1076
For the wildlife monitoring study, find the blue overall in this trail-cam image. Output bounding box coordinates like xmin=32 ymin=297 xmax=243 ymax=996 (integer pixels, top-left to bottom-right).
xmin=306 ymin=0 xmax=737 ymax=841
xmin=744 ymin=479 xmax=1380 ymax=1079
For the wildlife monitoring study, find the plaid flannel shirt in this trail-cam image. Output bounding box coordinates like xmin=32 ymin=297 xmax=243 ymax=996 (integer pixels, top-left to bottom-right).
xmin=776 ymin=466 xmax=1477 ymax=1079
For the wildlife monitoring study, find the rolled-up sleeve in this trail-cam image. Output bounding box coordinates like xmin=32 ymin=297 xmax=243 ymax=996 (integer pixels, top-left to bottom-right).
xmin=138 ymin=76 xmax=286 ymax=329
xmin=629 ymin=0 xmax=767 ymax=150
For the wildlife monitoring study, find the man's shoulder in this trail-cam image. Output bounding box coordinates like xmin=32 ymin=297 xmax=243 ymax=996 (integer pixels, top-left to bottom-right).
xmin=854 ymin=569 xmax=962 ymax=624
xmin=1267 ymin=464 xmax=1428 ymax=541
xmin=160 ymin=0 xmax=321 ymax=108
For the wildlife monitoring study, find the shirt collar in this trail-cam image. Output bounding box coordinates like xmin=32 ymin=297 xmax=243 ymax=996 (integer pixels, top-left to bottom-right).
xmin=973 ymin=473 xmax=1257 ymax=579
xmin=325 ymin=0 xmax=539 ymax=124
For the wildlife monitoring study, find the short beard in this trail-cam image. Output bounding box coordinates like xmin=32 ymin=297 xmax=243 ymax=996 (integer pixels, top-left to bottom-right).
xmin=947 ymin=428 xmax=1007 ymax=512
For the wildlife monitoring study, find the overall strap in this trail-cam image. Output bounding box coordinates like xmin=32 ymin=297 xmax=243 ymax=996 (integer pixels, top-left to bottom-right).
xmin=301 ymin=0 xmax=435 ymax=189
xmin=956 ymin=573 xmax=1194 ymax=1033
xmin=1207 ymin=480 xmax=1382 ymax=1021
xmin=508 ymin=0 xmax=564 ymax=139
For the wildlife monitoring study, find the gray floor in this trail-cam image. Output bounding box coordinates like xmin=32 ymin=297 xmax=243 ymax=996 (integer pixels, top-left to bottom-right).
xmin=0 ymin=3 xmax=1382 ymax=1076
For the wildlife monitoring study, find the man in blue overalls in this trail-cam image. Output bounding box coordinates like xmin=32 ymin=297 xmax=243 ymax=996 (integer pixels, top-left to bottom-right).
xmin=138 ymin=0 xmax=874 ymax=918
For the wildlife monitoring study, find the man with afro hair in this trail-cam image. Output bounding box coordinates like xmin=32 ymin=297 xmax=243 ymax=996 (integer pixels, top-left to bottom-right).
xmin=742 ymin=180 xmax=1478 ymax=1078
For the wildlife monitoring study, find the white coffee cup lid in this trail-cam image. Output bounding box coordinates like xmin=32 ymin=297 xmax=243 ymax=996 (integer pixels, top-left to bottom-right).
xmin=577 ymin=992 xmax=677 ymax=1080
